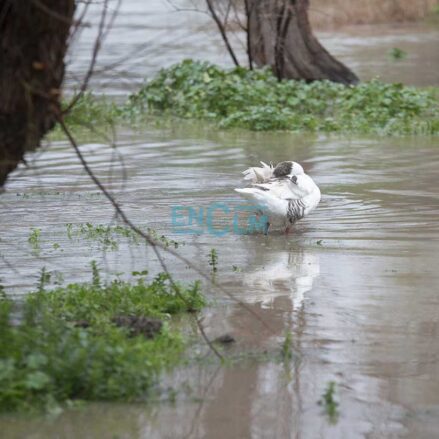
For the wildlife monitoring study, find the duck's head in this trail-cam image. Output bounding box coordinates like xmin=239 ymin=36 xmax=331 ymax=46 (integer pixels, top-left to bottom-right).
xmin=273 ymin=161 xmax=304 ymax=178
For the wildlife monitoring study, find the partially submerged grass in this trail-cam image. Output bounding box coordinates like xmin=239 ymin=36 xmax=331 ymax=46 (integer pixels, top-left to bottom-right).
xmin=318 ymin=381 xmax=339 ymax=424
xmin=128 ymin=60 xmax=439 ymax=136
xmin=58 ymin=60 xmax=438 ymax=138
xmin=66 ymin=222 xmax=180 ymax=250
xmin=62 ymin=93 xmax=120 ymax=132
xmin=27 ymin=228 xmax=41 ymax=255
xmin=29 ymin=222 xmax=179 ymax=255
xmin=281 ymin=331 xmax=293 ymax=361
xmin=0 ymin=269 xmax=204 ymax=413
xmin=389 ymin=47 xmax=408 ymax=60
xmin=208 ymin=248 xmax=218 ymax=274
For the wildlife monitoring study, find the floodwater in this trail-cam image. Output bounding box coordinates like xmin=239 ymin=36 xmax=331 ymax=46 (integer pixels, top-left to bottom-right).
xmin=66 ymin=0 xmax=439 ymax=97
xmin=1 ymin=129 xmax=439 ymax=438
xmin=1 ymin=1 xmax=439 ymax=438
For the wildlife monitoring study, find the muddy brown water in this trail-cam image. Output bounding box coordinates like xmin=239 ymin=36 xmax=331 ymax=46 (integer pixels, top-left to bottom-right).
xmin=1 ymin=1 xmax=439 ymax=437
xmin=1 ymin=127 xmax=438 ymax=438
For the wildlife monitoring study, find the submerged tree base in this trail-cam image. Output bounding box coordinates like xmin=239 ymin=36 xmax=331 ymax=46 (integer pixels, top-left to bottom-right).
xmin=0 ymin=273 xmax=204 ymax=412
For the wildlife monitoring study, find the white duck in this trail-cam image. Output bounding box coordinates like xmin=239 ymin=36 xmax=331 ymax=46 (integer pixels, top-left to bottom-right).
xmin=234 ymin=161 xmax=320 ymax=234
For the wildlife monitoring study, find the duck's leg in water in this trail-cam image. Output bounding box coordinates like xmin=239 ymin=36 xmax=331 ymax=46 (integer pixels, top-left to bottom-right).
xmin=254 ymin=209 xmax=269 ymax=235
xmin=264 ymin=221 xmax=271 ymax=235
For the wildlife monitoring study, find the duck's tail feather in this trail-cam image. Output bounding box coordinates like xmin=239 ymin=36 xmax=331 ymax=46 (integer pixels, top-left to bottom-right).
xmin=242 ymin=161 xmax=273 ymax=183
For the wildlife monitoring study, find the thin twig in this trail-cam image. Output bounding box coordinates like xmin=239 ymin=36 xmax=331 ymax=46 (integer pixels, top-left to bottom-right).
xmin=244 ymin=0 xmax=253 ymax=69
xmin=57 ymin=116 xmax=227 ymax=359
xmin=57 ymin=118 xmax=270 ymax=328
xmin=62 ymin=0 xmax=111 ymax=115
xmin=205 ymin=0 xmax=240 ymax=67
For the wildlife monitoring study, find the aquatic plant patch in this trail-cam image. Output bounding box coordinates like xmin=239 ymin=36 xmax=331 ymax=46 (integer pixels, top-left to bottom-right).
xmin=65 ymin=222 xmax=180 ymax=250
xmin=0 ymin=272 xmax=204 ymax=412
xmin=128 ymin=60 xmax=439 ymax=135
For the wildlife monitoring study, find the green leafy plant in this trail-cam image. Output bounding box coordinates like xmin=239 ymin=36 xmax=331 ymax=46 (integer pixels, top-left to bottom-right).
xmin=90 ymin=260 xmax=101 ymax=289
xmin=0 ymin=281 xmax=6 ymax=299
xmin=208 ymin=248 xmax=218 ymax=273
xmin=389 ymin=47 xmax=407 ymax=60
xmin=62 ymin=92 xmax=120 ymax=129
xmin=0 ymin=270 xmax=205 ymax=412
xmin=127 ymin=59 xmax=439 ymax=136
xmin=65 ymin=223 xmax=179 ymax=251
xmin=36 ymin=267 xmax=50 ymax=293
xmin=28 ymin=228 xmax=41 ymax=253
xmin=281 ymin=331 xmax=293 ymax=360
xmin=318 ymin=381 xmax=339 ymax=424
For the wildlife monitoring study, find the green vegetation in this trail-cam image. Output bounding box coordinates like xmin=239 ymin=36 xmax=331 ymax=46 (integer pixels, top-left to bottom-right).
xmin=66 ymin=222 xmax=139 ymax=251
xmin=389 ymin=47 xmax=407 ymax=60
xmin=66 ymin=222 xmax=179 ymax=250
xmin=28 ymin=228 xmax=41 ymax=254
xmin=318 ymin=381 xmax=339 ymax=424
xmin=0 ymin=267 xmax=204 ymax=412
xmin=281 ymin=331 xmax=293 ymax=361
xmin=36 ymin=267 xmax=51 ymax=293
xmin=128 ymin=59 xmax=439 ymax=135
xmin=208 ymin=248 xmax=218 ymax=273
xmin=58 ymin=60 xmax=439 ymax=136
xmin=63 ymin=93 xmax=120 ymax=131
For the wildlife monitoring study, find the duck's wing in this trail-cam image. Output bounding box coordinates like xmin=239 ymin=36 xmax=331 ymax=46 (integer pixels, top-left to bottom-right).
xmin=252 ymin=177 xmax=309 ymax=200
xmin=234 ymin=186 xmax=289 ymax=217
xmin=234 ymin=179 xmax=298 ymax=218
xmin=242 ymin=161 xmax=273 ymax=183
xmin=235 ymin=172 xmax=321 ymax=222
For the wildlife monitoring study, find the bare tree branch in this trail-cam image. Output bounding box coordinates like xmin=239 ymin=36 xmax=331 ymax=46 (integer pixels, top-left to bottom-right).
xmin=205 ymin=0 xmax=240 ymax=67
xmin=63 ymin=0 xmax=114 ymax=115
xmin=57 ymin=116 xmax=226 ymax=359
xmin=244 ymin=0 xmax=253 ymax=69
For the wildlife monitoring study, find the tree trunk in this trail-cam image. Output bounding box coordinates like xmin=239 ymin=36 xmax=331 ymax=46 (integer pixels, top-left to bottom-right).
xmin=247 ymin=0 xmax=358 ymax=84
xmin=0 ymin=0 xmax=75 ymax=187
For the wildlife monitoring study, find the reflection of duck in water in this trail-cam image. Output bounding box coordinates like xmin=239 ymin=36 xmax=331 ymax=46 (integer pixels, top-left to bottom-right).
xmin=243 ymin=251 xmax=320 ymax=310
xmin=235 ymin=161 xmax=321 ymax=234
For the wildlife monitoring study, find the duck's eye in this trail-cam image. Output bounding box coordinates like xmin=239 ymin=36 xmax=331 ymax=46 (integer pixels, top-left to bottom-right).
xmin=290 ymin=176 xmax=298 ymax=184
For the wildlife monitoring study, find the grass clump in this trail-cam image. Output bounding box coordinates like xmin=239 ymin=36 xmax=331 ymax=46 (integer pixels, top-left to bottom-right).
xmin=128 ymin=59 xmax=439 ymax=135
xmin=281 ymin=331 xmax=293 ymax=361
xmin=318 ymin=381 xmax=339 ymax=424
xmin=28 ymin=228 xmax=41 ymax=254
xmin=65 ymin=222 xmax=180 ymax=250
xmin=0 ymin=270 xmax=204 ymax=413
xmin=389 ymin=47 xmax=407 ymax=60
xmin=208 ymin=248 xmax=218 ymax=274
xmin=62 ymin=93 xmax=120 ymax=129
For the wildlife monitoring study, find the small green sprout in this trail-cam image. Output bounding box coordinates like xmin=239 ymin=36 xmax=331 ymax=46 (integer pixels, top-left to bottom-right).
xmin=208 ymin=248 xmax=218 ymax=273
xmin=318 ymin=381 xmax=339 ymax=424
